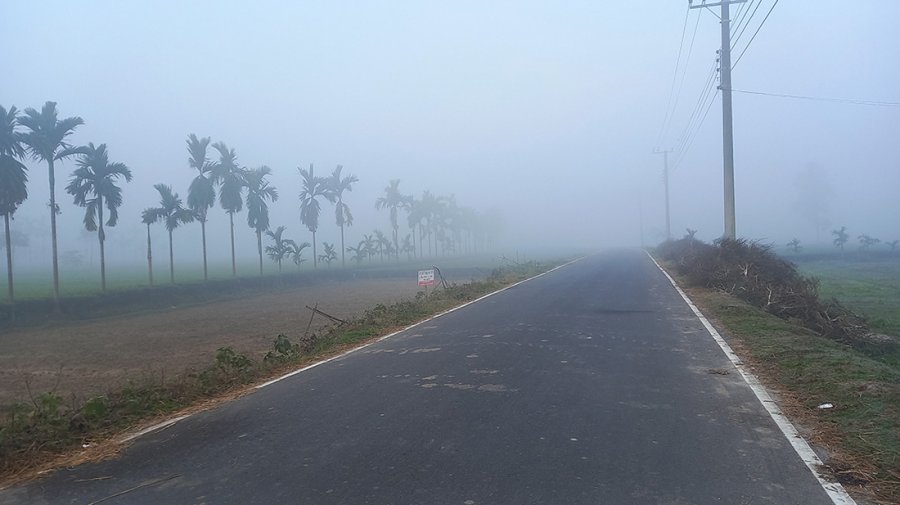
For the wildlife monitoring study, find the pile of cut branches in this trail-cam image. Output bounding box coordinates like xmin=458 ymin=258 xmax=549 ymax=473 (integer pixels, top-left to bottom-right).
xmin=656 ymin=238 xmax=879 ymax=350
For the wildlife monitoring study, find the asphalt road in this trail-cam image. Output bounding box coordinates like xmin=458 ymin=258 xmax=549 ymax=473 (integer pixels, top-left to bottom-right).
xmin=1 ymin=250 xmax=836 ymax=504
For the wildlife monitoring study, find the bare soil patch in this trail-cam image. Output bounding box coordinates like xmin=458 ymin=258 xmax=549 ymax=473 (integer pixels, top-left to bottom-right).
xmin=0 ymin=278 xmax=420 ymax=407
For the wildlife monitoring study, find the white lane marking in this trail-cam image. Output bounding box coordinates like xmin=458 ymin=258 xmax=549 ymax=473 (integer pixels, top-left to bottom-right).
xmin=119 ymin=415 xmax=190 ymax=443
xmin=115 ymin=258 xmax=581 ymax=443
xmin=646 ymin=251 xmax=857 ymax=505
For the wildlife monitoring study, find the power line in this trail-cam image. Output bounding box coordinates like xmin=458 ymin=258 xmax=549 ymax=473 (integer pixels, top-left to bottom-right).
xmin=667 ymin=10 xmax=703 ymax=147
xmin=732 ymin=0 xmax=779 ymax=69
xmin=656 ymin=7 xmax=691 ymax=149
xmin=731 ymin=0 xmax=750 ymax=26
xmin=729 ymin=88 xmax=900 ymax=107
xmin=673 ymin=88 xmax=720 ymax=171
xmin=730 ymin=0 xmax=761 ymax=50
xmin=672 ymin=57 xmax=718 ymax=159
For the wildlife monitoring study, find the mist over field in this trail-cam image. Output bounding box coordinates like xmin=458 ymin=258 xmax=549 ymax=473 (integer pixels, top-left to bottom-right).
xmin=2 ymin=1 xmax=898 ymax=278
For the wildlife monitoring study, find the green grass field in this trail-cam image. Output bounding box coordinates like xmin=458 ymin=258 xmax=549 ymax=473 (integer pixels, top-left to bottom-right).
xmin=0 ymin=254 xmax=508 ymax=302
xmin=795 ymin=258 xmax=900 ymax=337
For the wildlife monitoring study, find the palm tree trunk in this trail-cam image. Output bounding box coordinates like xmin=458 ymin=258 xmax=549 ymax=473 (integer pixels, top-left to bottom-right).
xmin=168 ymin=229 xmax=175 ymax=284
xmin=257 ymin=229 xmax=263 ymax=276
xmin=340 ymin=222 xmax=345 ymax=267
xmin=393 ymin=228 xmax=399 ymax=260
xmin=98 ymin=196 xmax=106 ymax=292
xmin=312 ymin=230 xmax=317 ymax=269
xmin=146 ymin=223 xmax=153 ymax=286
xmin=229 ymin=212 xmax=236 ymax=276
xmin=48 ymin=157 xmax=61 ymax=311
xmin=201 ymin=219 xmax=208 ymax=281
xmin=4 ymin=214 xmax=15 ymax=321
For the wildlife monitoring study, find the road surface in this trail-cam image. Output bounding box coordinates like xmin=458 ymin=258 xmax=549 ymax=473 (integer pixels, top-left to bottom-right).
xmin=1 ymin=250 xmax=838 ymax=504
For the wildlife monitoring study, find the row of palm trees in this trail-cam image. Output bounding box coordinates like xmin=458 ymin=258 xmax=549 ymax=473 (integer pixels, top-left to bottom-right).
xmin=0 ymin=101 xmax=501 ymax=313
xmin=1 ymin=102 xmax=104 ymax=313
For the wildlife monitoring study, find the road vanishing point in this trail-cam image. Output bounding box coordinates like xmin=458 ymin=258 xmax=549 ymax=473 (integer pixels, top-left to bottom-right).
xmin=1 ymin=250 xmax=847 ymax=505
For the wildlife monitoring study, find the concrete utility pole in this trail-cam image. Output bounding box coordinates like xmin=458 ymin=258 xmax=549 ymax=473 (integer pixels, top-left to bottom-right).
xmin=653 ymin=149 xmax=673 ymax=240
xmin=689 ymin=0 xmax=744 ymax=239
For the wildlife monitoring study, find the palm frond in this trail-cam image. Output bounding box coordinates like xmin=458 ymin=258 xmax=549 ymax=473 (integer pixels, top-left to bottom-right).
xmin=0 ymin=155 xmax=28 ymax=215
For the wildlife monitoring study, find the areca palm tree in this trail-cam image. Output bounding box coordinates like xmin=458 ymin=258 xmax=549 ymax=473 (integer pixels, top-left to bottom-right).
xmin=375 ymin=179 xmax=411 ymax=259
xmin=144 ymin=184 xmax=193 ymax=283
xmin=406 ymin=197 xmax=423 ymax=259
xmin=65 ymin=143 xmax=132 ymax=291
xmin=245 ymin=166 xmax=278 ymax=275
xmin=186 ymin=134 xmax=215 ymax=281
xmin=361 ymin=234 xmax=376 ymax=264
xmin=400 ymin=234 xmax=415 ymax=260
xmin=140 ymin=208 xmax=155 ymax=285
xmin=0 ymin=105 xmax=28 ymax=313
xmin=212 ymin=142 xmax=245 ymax=276
xmin=19 ymin=101 xmax=85 ymax=307
xmin=374 ymin=229 xmax=389 ymax=262
xmin=345 ymin=244 xmax=365 ymax=265
xmin=327 ymin=165 xmax=358 ymax=267
xmin=298 ymin=164 xmax=331 ymax=268
xmin=265 ymin=225 xmax=296 ymax=273
xmin=288 ymin=241 xmax=311 ymax=270
xmin=319 ymin=242 xmax=337 ymax=266
xmin=419 ymin=190 xmax=439 ymax=257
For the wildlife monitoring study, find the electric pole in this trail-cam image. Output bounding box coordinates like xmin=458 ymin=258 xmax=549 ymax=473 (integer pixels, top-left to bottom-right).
xmin=653 ymin=149 xmax=673 ymax=240
xmin=689 ymin=0 xmax=744 ymax=239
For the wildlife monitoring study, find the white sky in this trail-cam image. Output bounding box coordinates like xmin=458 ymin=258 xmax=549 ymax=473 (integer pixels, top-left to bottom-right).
xmin=2 ymin=0 xmax=898 ymax=272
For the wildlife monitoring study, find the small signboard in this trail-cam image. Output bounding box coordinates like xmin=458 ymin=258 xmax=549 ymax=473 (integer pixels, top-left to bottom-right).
xmin=418 ymin=269 xmax=435 ymax=287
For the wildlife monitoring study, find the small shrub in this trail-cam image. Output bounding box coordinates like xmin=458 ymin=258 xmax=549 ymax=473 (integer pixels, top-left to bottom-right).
xmin=215 ymin=347 xmax=253 ymax=374
xmin=264 ymin=334 xmax=300 ymax=363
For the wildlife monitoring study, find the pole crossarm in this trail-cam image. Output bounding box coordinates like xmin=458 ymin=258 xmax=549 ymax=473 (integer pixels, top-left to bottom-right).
xmin=688 ymin=0 xmax=746 ymax=9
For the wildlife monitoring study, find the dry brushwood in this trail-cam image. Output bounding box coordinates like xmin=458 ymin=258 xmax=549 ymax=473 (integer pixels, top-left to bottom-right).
xmin=656 ymin=238 xmax=873 ymax=350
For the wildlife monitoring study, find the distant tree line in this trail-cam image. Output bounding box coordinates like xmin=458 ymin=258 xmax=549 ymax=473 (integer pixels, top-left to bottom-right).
xmin=0 ymin=101 xmax=502 ymax=318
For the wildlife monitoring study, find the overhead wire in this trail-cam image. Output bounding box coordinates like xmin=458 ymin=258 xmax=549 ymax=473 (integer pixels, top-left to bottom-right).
xmin=673 ymin=59 xmax=718 ymax=154
xmin=730 ymin=0 xmax=754 ymax=42
xmin=673 ymin=87 xmax=720 ymax=170
xmin=671 ymin=57 xmax=720 ymax=170
xmin=731 ymin=0 xmax=748 ymax=23
xmin=668 ymin=10 xmax=703 ymax=146
xmin=656 ymin=7 xmax=691 ymax=149
xmin=729 ymin=88 xmax=900 ymax=107
xmin=730 ymin=0 xmax=761 ymax=50
xmin=732 ymin=0 xmax=779 ymax=69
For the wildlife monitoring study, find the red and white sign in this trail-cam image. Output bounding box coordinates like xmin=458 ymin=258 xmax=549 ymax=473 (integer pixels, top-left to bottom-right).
xmin=418 ymin=269 xmax=435 ymax=287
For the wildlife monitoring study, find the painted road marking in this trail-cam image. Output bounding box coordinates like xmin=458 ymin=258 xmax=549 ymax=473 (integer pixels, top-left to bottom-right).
xmin=646 ymin=251 xmax=857 ymax=505
xmin=119 ymin=257 xmax=584 ymax=442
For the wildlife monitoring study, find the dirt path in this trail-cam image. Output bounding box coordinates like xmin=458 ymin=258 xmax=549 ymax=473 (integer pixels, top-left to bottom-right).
xmin=0 ymin=278 xmax=421 ymax=406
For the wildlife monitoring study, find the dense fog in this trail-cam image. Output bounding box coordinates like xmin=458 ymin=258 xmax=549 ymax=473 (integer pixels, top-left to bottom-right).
xmin=2 ymin=1 xmax=898 ymax=277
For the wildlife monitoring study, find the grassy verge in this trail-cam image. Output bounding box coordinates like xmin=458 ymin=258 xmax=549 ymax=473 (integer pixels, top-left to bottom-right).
xmin=662 ymin=267 xmax=900 ymax=504
xmin=0 ymin=260 xmax=561 ymax=487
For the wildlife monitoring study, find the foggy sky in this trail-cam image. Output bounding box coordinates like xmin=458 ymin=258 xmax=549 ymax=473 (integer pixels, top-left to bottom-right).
xmin=2 ymin=1 xmax=898 ymax=273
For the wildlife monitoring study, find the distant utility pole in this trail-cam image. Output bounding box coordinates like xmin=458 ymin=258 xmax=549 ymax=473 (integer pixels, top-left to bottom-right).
xmin=653 ymin=149 xmax=673 ymax=240
xmin=689 ymin=0 xmax=745 ymax=239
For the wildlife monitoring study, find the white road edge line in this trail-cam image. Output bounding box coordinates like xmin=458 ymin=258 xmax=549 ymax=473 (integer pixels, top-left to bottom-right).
xmin=255 ymin=256 xmax=583 ymax=389
xmin=119 ymin=415 xmax=189 ymax=443
xmin=646 ymin=251 xmax=857 ymax=505
xmin=118 ymin=257 xmax=583 ymax=443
